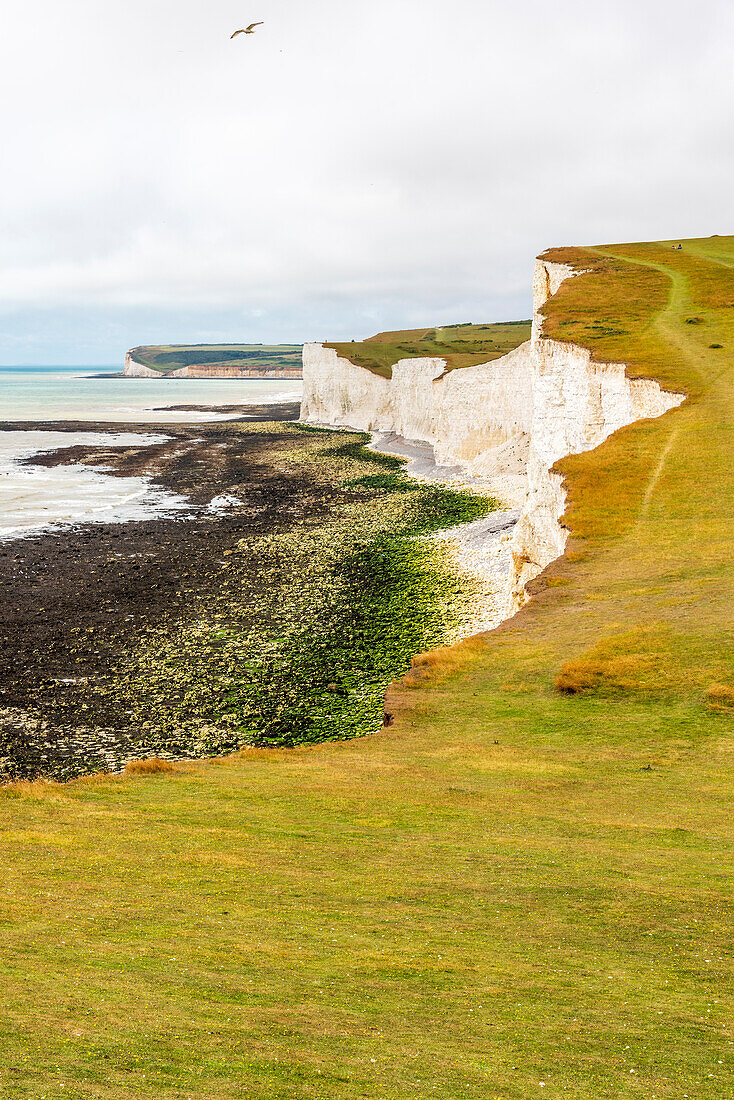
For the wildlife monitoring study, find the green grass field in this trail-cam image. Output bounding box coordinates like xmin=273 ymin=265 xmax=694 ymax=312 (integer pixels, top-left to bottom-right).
xmin=130 ymin=344 xmax=302 ymax=374
xmin=3 ymin=237 xmax=734 ymax=1098
xmin=326 ymin=320 xmax=532 ymax=378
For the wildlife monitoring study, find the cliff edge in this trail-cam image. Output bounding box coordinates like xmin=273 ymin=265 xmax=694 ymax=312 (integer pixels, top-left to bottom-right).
xmin=300 ymin=257 xmax=684 ymax=623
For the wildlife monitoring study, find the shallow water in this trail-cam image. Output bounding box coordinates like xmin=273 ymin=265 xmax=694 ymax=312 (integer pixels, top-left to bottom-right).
xmin=0 ymin=431 xmax=189 ymax=541
xmin=0 ymin=365 xmax=302 ymax=423
xmin=0 ymin=365 xmax=302 ymax=539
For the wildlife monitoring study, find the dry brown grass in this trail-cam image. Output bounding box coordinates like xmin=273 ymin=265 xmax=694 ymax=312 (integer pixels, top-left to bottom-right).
xmin=399 ymin=637 xmax=487 ymax=688
xmin=124 ymin=757 xmax=177 ymax=776
xmin=554 ymin=626 xmax=673 ymax=695
xmin=705 ymin=681 xmax=734 ymax=713
xmin=1 ymin=778 xmax=63 ymax=799
xmin=401 ymin=647 xmax=464 ymax=688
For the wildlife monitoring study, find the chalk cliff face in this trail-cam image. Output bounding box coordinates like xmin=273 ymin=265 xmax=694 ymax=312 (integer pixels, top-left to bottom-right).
xmin=122 ymin=352 xmax=302 ymax=380
xmin=301 ymin=258 xmax=685 ymax=616
xmin=165 ymin=365 xmax=302 ymax=379
xmin=123 ymin=353 xmax=161 ymax=378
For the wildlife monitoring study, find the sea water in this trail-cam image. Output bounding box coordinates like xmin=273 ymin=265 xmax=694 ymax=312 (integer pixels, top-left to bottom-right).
xmin=0 ymin=365 xmax=303 ymax=539
xmin=0 ymin=365 xmax=301 ymax=424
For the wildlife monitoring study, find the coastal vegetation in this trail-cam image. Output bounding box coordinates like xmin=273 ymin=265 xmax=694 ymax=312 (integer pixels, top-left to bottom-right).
xmin=2 ymin=237 xmax=734 ymax=1097
xmin=95 ymin=430 xmax=494 ymax=759
xmin=326 ymin=319 xmax=532 ymax=378
xmin=129 ymin=343 xmax=302 ymax=373
xmin=0 ymin=426 xmax=495 ymax=778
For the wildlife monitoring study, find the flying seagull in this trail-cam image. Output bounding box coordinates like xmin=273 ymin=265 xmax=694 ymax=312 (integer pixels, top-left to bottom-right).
xmin=231 ymin=22 xmax=263 ymax=37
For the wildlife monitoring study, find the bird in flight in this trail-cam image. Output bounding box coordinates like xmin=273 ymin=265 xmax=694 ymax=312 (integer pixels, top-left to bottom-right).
xmin=231 ymin=22 xmax=264 ymax=37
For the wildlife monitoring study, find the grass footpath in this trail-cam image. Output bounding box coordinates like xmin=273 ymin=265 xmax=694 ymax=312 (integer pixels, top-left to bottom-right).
xmin=2 ymin=236 xmax=734 ymax=1098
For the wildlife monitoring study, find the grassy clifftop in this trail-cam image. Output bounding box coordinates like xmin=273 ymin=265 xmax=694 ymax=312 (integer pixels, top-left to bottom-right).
xmin=325 ymin=319 xmax=532 ymax=378
xmin=529 ymin=235 xmax=734 ymax=698
xmin=130 ymin=343 xmax=302 ymax=374
xmin=4 ymin=238 xmax=734 ymax=1098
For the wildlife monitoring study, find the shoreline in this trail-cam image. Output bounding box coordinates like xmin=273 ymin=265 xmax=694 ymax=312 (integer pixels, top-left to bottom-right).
xmin=0 ymin=429 xmax=187 ymax=543
xmin=0 ymin=401 xmax=301 ymax=434
xmin=300 ymin=425 xmax=523 ymax=639
xmin=0 ymin=409 xmax=494 ymax=781
xmin=0 ymin=404 xmax=301 ymax=542
xmin=89 ymin=373 xmax=304 ymax=380
xmin=370 ymin=431 xmax=522 ymax=633
xmin=0 ymin=405 xmax=317 ymax=780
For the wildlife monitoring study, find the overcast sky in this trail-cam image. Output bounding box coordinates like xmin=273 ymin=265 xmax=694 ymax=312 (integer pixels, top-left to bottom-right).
xmin=1 ymin=0 xmax=732 ymax=363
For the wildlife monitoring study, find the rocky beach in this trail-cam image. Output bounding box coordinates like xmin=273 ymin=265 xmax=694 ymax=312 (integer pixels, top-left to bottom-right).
xmin=0 ymin=402 xmax=495 ymax=781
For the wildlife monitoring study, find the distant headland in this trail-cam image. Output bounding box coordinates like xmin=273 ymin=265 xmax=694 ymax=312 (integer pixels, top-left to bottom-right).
xmin=123 ymin=343 xmax=303 ymax=379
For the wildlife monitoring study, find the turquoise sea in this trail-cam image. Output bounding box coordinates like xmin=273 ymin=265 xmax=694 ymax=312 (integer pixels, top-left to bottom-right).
xmin=0 ymin=365 xmax=301 ymax=423
xmin=0 ymin=366 xmax=302 ymax=540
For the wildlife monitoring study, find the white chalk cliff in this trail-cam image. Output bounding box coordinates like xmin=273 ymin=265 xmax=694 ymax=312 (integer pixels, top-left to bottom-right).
xmin=122 ymin=351 xmax=301 ymax=379
xmin=300 ymin=259 xmax=685 ymax=624
xmin=123 ymin=352 xmax=161 ymax=378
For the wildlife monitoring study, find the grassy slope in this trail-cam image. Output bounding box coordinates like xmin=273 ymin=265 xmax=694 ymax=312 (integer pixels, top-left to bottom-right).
xmin=326 ymin=319 xmax=532 ymax=378
xmin=130 ymin=344 xmax=302 ymax=373
xmin=3 ymin=238 xmax=734 ymax=1099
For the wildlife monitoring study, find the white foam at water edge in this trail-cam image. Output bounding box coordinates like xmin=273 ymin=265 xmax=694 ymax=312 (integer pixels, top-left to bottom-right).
xmin=113 ymin=405 xmax=244 ymax=422
xmin=0 ymin=431 xmax=189 ymax=542
xmin=267 ymin=389 xmax=301 ymax=402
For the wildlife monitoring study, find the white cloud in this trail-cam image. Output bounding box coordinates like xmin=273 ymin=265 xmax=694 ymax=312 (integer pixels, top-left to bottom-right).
xmin=0 ymin=0 xmax=732 ymax=359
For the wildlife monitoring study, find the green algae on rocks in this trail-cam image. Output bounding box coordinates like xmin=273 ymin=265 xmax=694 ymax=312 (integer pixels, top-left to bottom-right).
xmin=1 ymin=422 xmax=497 ymax=776
xmin=113 ymin=429 xmax=496 ymax=752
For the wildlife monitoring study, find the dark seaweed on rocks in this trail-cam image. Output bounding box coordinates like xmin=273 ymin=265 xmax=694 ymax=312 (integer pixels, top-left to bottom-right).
xmin=0 ymin=415 xmax=495 ymax=781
